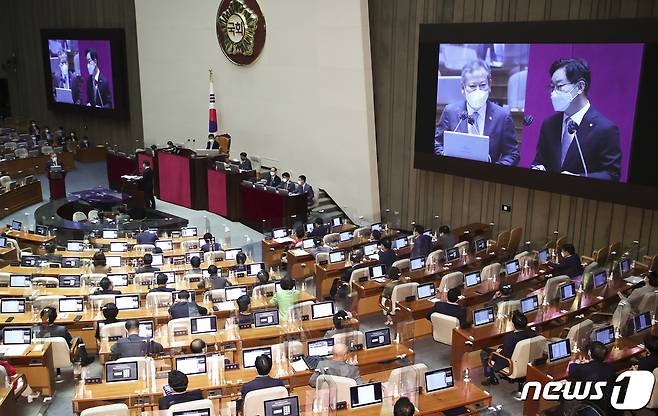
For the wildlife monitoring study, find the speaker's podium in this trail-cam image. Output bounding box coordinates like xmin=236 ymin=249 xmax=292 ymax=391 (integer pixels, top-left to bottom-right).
xmin=157 ymin=148 xmax=215 ymax=210
xmin=47 ymin=165 xmax=66 ymax=200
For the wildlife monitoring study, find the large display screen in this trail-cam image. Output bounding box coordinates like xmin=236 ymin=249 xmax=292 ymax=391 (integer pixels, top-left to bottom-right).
xmin=40 ymin=29 xmax=128 ymax=117
xmin=414 ymin=19 xmax=658 ymax=208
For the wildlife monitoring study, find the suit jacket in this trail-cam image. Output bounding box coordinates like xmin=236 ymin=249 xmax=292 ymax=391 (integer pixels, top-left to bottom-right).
xmin=239 ymin=159 xmax=253 ymax=171
xmin=627 ymin=284 xmax=658 ymax=312
xmin=309 ymin=360 xmax=363 ymax=387
xmin=548 ymin=254 xmax=584 ymax=278
xmin=135 ymin=231 xmax=158 ymax=245
xmin=277 ymin=180 xmax=297 ymax=193
xmin=149 ymin=286 xmax=175 ymax=293
xmin=436 ymin=234 xmax=455 ymax=250
xmin=34 ymin=324 xmax=73 ymax=346
xmin=169 ymin=301 xmax=207 ymax=319
xmin=240 ymin=375 xmax=286 ymax=398
xmin=265 ymin=175 xmax=281 ymax=187
xmin=200 ymin=242 xmax=221 ymax=253
xmin=110 ymin=333 xmax=164 ymax=358
xmin=490 ymin=329 xmax=536 ymax=372
xmin=207 ymin=275 xmax=231 ymax=290
xmin=638 ymin=354 xmax=658 ymax=372
xmin=52 ymin=70 xmax=81 ymax=104
xmin=158 ymin=389 xmax=204 ymax=410
xmin=378 ymin=249 xmax=397 ymax=271
xmin=568 ymin=360 xmax=616 ymax=411
xmin=427 ymin=301 xmax=468 ymax=328
xmin=411 ymin=234 xmax=432 ymax=259
xmin=532 ymin=106 xmax=621 ymax=181
xmin=205 ymin=140 xmax=220 ymax=150
xmin=86 ymin=72 xmax=112 ymax=108
xmin=434 ymin=100 xmax=520 ymax=166
xmin=94 ymin=288 xmax=122 ymax=295
xmin=142 ymin=168 xmax=154 ymax=194
xmin=297 ymin=183 xmax=314 ymax=205
xmin=136 ymin=265 xmax=160 ymax=274
xmin=309 ymin=224 xmax=329 ymax=238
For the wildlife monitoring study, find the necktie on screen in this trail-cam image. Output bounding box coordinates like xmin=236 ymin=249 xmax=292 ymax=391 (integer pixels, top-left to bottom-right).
xmin=560 ymin=117 xmax=572 ymax=167
xmin=470 ymin=111 xmax=480 ymax=135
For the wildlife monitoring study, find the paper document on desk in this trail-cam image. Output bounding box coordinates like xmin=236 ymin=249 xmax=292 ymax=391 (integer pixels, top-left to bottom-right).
xmin=374 ymin=278 xmax=387 ymax=284
xmin=428 ymin=298 xmax=442 ymax=303
xmin=624 ymin=276 xmax=644 ymax=285
xmin=121 ymin=175 xmax=142 ymax=180
xmin=291 ymin=359 xmax=309 ymax=372
xmin=273 ymin=237 xmax=294 ymax=244
xmin=289 ymin=249 xmax=309 ymax=256
xmin=0 ymin=345 xmax=28 ymax=356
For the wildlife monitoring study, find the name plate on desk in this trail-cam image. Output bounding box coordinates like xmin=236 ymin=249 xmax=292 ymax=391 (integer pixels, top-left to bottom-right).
xmin=358 ymin=276 xmax=368 ymax=283
xmin=291 ymin=354 xmax=303 ymax=361
xmin=301 ymin=315 xmax=309 ymax=321
xmin=84 ymin=377 xmax=102 ymax=384
xmin=236 ymin=272 xmax=246 ymax=278
xmin=174 ymin=330 xmax=188 ymax=337
xmin=319 ymin=260 xmax=328 ymax=266
xmin=225 ymin=363 xmax=239 ymax=371
xmin=188 ymin=276 xmax=201 ymax=283
xmin=108 ymin=336 xmax=121 ymax=341
xmin=265 ymin=291 xmax=274 ymax=297
xmin=336 ymin=402 xmax=348 ymax=410
xmin=155 ymin=371 xmax=170 ymax=379
xmin=405 ymin=295 xmax=416 ymax=302
xmin=239 ymin=323 xmax=252 ymax=329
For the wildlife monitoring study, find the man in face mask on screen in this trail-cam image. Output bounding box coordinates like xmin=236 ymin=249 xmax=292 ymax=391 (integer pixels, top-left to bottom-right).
xmin=531 ymin=58 xmax=621 ymax=181
xmin=85 ymin=47 xmax=112 ymax=108
xmin=434 ymin=59 xmax=519 ymax=165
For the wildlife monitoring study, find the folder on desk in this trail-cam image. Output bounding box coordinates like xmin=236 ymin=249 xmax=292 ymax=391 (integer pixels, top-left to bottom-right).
xmin=443 ymin=131 xmax=490 ymax=162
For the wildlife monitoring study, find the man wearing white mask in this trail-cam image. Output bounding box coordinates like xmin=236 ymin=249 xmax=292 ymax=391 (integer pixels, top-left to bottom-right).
xmin=434 ymin=59 xmax=519 ymax=165
xmin=532 ymin=58 xmax=621 ymax=181
xmin=85 ymin=47 xmax=112 ymax=108
xmin=53 ymin=50 xmax=81 ymax=104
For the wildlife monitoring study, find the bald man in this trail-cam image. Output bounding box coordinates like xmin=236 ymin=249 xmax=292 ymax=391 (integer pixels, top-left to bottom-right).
xmin=308 ymin=342 xmax=363 ymax=387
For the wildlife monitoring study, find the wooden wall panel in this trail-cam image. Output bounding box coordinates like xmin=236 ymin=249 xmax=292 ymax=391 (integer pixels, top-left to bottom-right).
xmin=0 ymin=0 xmax=143 ymax=152
xmin=369 ymin=0 xmax=658 ymax=259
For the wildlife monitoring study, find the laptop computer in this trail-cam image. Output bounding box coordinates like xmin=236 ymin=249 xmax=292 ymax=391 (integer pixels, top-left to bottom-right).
xmin=594 ymin=325 xmax=615 ymax=345
xmin=548 ymin=339 xmax=571 ymax=362
xmin=425 ymin=367 xmax=455 ymax=393
xmin=350 ymin=382 xmax=383 ymax=409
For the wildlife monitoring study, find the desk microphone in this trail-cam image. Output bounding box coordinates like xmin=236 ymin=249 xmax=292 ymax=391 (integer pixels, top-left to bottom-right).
xmin=522 ymin=115 xmax=534 ymax=127
xmin=568 ymin=120 xmax=588 ymax=176
xmin=453 ymin=111 xmax=468 ymax=132
xmin=467 ymin=115 xmax=476 ymax=126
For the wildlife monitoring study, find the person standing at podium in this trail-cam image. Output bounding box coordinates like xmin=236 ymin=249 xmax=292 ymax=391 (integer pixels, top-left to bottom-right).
xmin=142 ymin=160 xmax=155 ymax=209
xmin=46 ymin=152 xmax=66 ymax=200
xmin=206 ymin=134 xmax=219 ymax=149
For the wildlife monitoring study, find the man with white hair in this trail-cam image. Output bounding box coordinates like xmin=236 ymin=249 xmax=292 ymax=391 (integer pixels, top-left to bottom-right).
xmin=434 ymin=59 xmax=519 ymax=166
xmin=308 ymin=342 xmax=363 ymax=387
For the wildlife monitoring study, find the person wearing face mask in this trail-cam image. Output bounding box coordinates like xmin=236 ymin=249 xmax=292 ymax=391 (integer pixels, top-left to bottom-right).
xmin=85 ymin=47 xmax=112 ymax=108
xmin=263 ymin=167 xmax=281 ymax=187
xmin=276 ymin=172 xmax=296 ymax=192
xmin=434 ymin=59 xmax=519 ymax=166
xmin=206 ymin=133 xmax=219 ymax=149
xmin=296 ymin=175 xmax=314 ymax=206
xmin=47 ymin=152 xmax=67 ymax=199
xmin=238 ymin=152 xmax=252 ymax=170
xmin=532 ymin=58 xmax=621 ymax=181
xmin=52 ymin=50 xmax=81 ymax=104
xmin=546 ymin=243 xmax=584 ymax=279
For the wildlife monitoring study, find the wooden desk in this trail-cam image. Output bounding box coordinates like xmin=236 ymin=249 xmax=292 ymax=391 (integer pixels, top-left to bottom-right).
xmin=523 ymin=332 xmax=650 ymax=415
xmin=314 ymin=259 xmax=379 ymax=302
xmin=0 ymin=151 xmax=74 ymax=177
xmin=207 ymin=167 xmax=255 ymax=221
xmin=0 ymin=228 xmax=55 ymax=254
xmin=0 ymin=246 xmax=16 ymax=262
xmin=0 ymin=180 xmax=43 ymax=219
xmin=449 ymin=273 xmax=644 ymax=376
xmin=2 ymin=342 xmax=55 ymax=396
xmin=0 ymin=386 xmax=16 ymax=414
xmin=75 ymin=146 xmax=106 ymax=163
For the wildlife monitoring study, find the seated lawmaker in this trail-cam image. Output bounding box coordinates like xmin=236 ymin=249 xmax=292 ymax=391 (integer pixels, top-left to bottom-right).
xmin=187 ymin=256 xmax=203 ymax=275
xmin=95 ymin=302 xmax=120 ymax=340
xmin=136 ymin=253 xmax=160 ymax=274
xmin=264 ymin=167 xmax=281 ymax=187
xmin=94 ymin=277 xmax=122 ymax=295
xmin=308 ymin=217 xmax=328 ymax=238
xmin=42 ymin=243 xmax=62 ymax=264
xmin=241 ymin=354 xmax=286 ymax=398
xmin=433 ymin=59 xmax=519 ymax=166
xmin=620 ymin=271 xmax=658 ymax=312
xmin=34 ymin=307 xmax=73 ymax=346
xmin=254 ymin=270 xmax=270 ymax=287
xmin=309 ymin=237 xmax=331 ymax=257
xmin=531 ymin=58 xmax=621 ymax=181
xmin=485 ymin=282 xmax=515 ymax=313
xmin=394 ymin=397 xmax=416 ymax=416
xmin=110 ymin=319 xmax=163 ymax=358
xmin=238 ymin=152 xmax=253 ymax=170
xmin=237 ymin=295 xmax=254 ymax=326
xmin=378 ymin=238 xmax=397 ymax=270
xmin=309 ymin=343 xmax=362 ymax=387
xmin=566 ymin=341 xmax=615 ymax=413
xmin=480 ymin=311 xmax=535 ymax=385
xmin=381 ymin=266 xmax=404 ymax=309
xmin=149 ymin=273 xmax=175 ymax=293
xmin=426 ymin=288 xmax=467 ymax=328
xmin=201 ymin=232 xmax=221 ymax=252
xmin=158 ymin=370 xmax=204 ymax=410
xmin=190 ymin=339 xmax=207 ymax=354
xmin=410 ymin=225 xmax=432 ymax=259
xmin=277 ymin=172 xmax=297 ymax=193
xmin=206 ymin=265 xmax=231 ymax=289
xmin=135 ymin=229 xmax=158 ymax=245
xmin=90 ymin=251 xmax=112 ymax=274
xmin=323 ymin=310 xmax=351 ymax=338
xmin=547 ymin=243 xmax=584 ymax=278
xmin=436 ymin=225 xmax=455 ymax=250
xmin=169 ymin=290 xmax=208 ymax=319
xmin=234 ymin=252 xmax=248 ymax=272
xmin=296 ymin=175 xmax=314 ymax=206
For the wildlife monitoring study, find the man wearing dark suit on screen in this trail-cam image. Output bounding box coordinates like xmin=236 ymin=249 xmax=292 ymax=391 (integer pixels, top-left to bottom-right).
xmin=141 ymin=160 xmax=155 ymax=209
xmin=532 ymin=58 xmax=621 ymax=181
xmin=85 ymin=48 xmax=112 ymax=108
xmin=434 ymin=60 xmax=519 ymax=166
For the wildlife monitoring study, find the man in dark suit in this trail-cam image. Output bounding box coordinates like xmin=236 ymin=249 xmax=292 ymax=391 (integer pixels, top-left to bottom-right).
xmin=110 ymin=319 xmax=163 ymax=358
xmin=200 ymin=232 xmax=221 ymax=252
xmin=410 ymin=225 xmax=432 ymax=260
xmin=308 ymin=217 xmax=328 ymax=238
xmin=480 ymin=311 xmax=535 ymax=385
xmin=547 ymin=243 xmax=584 ymax=278
xmin=377 ymin=238 xmax=397 ymax=270
xmin=264 ymin=167 xmax=281 ymax=187
xmin=94 ymin=277 xmax=122 ymax=295
xmin=566 ymin=341 xmax=615 ymax=414
xmin=169 ymin=290 xmax=208 ymax=319
xmin=277 ymin=172 xmax=297 ymax=192
xmin=436 ymin=225 xmax=455 ymax=250
xmin=240 ymin=354 xmax=285 ymax=398
xmin=136 ymin=253 xmax=160 ymax=274
xmin=141 ymin=160 xmax=155 ymax=209
xmin=85 ymin=48 xmax=112 ymax=108
xmin=41 ymin=243 xmax=62 ymax=264
xmin=532 ymin=58 xmax=621 ymax=181
xmin=135 ymin=229 xmax=158 ymax=245
xmin=239 ymin=152 xmax=252 ymax=170
xmin=296 ymin=175 xmax=314 ymax=206
xmin=426 ymin=288 xmax=468 ymax=328
xmin=205 ymin=134 xmax=219 ymax=149
xmin=46 ymin=153 xmax=63 ymax=171
xmin=149 ymin=273 xmax=176 ymax=293
xmin=53 ymin=50 xmax=81 ymax=104
xmin=35 ymin=307 xmax=73 ymax=346
xmin=158 ymin=370 xmax=204 ymax=410
xmin=434 ymin=60 xmax=519 ymax=166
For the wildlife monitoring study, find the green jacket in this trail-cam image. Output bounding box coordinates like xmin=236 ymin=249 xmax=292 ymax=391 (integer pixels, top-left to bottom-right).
xmin=269 ymin=289 xmax=300 ymax=321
